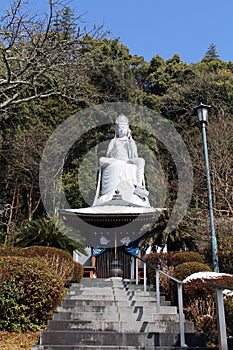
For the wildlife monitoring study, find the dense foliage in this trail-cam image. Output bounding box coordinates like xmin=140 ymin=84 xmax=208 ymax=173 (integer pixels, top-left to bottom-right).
xmin=14 ymin=215 xmax=86 ymax=256
xmin=144 ymin=252 xmax=175 ymax=287
xmin=70 ymin=261 xmax=84 ymax=283
xmin=0 ymin=1 xmax=232 ymax=256
xmin=183 ymin=273 xmax=233 ymax=344
xmin=173 ymin=261 xmax=211 ymax=281
xmin=145 ymin=250 xmax=233 ymax=345
xmin=0 ymin=246 xmax=76 ymax=285
xmin=0 ymin=256 xmax=65 ymax=332
xmin=172 ymin=251 xmax=205 ymax=267
xmin=1 ymin=1 xmax=232 ymax=344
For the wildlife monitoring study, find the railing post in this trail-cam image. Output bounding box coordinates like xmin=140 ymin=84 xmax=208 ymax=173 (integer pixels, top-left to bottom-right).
xmin=143 ymin=261 xmax=147 ymax=295
xmin=155 ymin=268 xmax=160 ymax=313
xmin=206 ymin=281 xmax=233 ymax=350
xmin=177 ymin=283 xmax=185 ymax=347
xmin=136 ymin=257 xmax=139 ymax=285
xmin=216 ymin=287 xmax=228 ymax=350
xmin=156 ymin=267 xmax=185 ymax=346
xmin=131 ymin=257 xmax=135 ymax=279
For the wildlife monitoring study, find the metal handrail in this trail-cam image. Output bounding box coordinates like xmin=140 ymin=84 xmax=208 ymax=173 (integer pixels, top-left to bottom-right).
xmin=155 ymin=267 xmax=186 ymax=347
xmin=205 ymin=282 xmax=233 ymax=350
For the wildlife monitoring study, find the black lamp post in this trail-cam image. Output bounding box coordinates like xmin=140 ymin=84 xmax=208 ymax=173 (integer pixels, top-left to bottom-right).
xmin=194 ymin=103 xmax=219 ymax=272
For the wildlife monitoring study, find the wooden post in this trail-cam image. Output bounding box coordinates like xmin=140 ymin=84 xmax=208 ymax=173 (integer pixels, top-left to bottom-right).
xmin=91 ymin=256 xmax=96 ymax=267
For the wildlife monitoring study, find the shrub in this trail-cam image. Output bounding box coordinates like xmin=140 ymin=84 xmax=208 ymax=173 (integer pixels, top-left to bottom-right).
xmin=224 ymin=292 xmax=233 ymax=337
xmin=183 ymin=272 xmax=233 ymax=345
xmin=70 ymin=262 xmax=84 ymax=283
xmin=218 ymin=251 xmax=233 ymax=274
xmin=0 ymin=246 xmax=75 ymax=286
xmin=204 ymin=249 xmax=233 ymax=274
xmin=0 ymin=247 xmax=21 ymax=257
xmin=172 ymin=251 xmax=204 ymax=267
xmin=185 ymin=298 xmax=218 ymax=345
xmin=0 ymin=256 xmax=65 ymax=332
xmin=14 ymin=214 xmax=86 ymax=255
xmin=174 ymin=261 xmax=211 ymax=281
xmin=144 ymin=252 xmax=175 ymax=285
xmin=157 ymin=265 xmax=175 ymax=300
xmin=183 ymin=272 xmax=233 ymax=301
xmin=21 ymin=246 xmax=75 ymax=285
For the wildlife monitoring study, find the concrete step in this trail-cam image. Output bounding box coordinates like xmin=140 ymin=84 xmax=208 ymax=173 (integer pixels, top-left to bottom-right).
xmin=59 ymin=304 xmax=118 ymax=313
xmin=33 ymin=345 xmax=146 ymax=349
xmin=54 ymin=311 xmax=120 ymax=321
xmin=32 ymin=347 xmax=213 ymax=350
xmin=61 ymin=299 xmax=116 ymax=306
xmin=61 ymin=299 xmax=171 ymax=308
xmin=57 ymin=305 xmax=178 ymax=317
xmin=69 ymin=283 xmax=149 ymax=291
xmin=47 ymin=319 xmax=128 ymax=332
xmin=46 ymin=319 xmax=194 ymax=334
xmin=118 ymin=291 xmax=166 ymax=298
xmin=66 ymin=294 xmax=167 ymax=304
xmin=36 ymin=330 xmax=207 ymax=348
xmin=69 ymin=288 xmax=114 ymax=292
xmin=54 ymin=308 xmax=179 ymax=322
xmin=38 ymin=330 xmax=183 ymax=347
xmin=64 ymin=295 xmax=115 ymax=300
xmin=64 ymin=293 xmax=170 ymax=304
xmin=53 ymin=310 xmax=181 ymax=322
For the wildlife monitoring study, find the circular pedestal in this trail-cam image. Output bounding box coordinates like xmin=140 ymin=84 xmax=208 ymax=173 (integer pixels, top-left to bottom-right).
xmin=59 ymin=205 xmax=165 ymax=248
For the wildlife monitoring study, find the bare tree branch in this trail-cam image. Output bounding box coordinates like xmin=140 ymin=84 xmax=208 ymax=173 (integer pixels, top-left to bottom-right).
xmin=0 ymin=0 xmax=105 ymax=112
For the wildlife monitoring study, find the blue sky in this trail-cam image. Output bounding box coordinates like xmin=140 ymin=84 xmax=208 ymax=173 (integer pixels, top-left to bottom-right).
xmin=1 ymin=0 xmax=232 ymax=63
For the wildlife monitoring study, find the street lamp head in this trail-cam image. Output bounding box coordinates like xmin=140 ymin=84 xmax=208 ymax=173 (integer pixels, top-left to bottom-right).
xmin=194 ymin=102 xmax=211 ymax=124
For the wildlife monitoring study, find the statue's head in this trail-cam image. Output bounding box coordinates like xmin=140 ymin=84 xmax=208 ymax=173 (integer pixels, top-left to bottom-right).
xmin=115 ymin=114 xmax=130 ymax=138
xmin=115 ymin=114 xmax=129 ymax=126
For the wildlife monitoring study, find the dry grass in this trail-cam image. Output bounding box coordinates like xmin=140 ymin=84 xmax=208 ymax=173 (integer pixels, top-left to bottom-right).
xmin=0 ymin=331 xmax=40 ymax=350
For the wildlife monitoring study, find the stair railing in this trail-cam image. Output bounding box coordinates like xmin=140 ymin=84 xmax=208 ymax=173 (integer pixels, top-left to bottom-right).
xmin=205 ymin=282 xmax=233 ymax=350
xmin=155 ymin=267 xmax=185 ymax=347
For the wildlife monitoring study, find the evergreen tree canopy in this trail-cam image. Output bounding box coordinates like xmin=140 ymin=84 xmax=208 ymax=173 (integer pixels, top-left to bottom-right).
xmin=0 ymin=1 xmax=232 ymax=254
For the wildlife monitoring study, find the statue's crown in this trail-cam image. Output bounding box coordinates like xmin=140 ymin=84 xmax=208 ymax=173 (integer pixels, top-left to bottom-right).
xmin=116 ymin=114 xmax=129 ymax=125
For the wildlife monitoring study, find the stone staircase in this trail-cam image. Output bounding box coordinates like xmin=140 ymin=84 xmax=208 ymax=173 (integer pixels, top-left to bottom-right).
xmin=32 ymin=278 xmax=206 ymax=350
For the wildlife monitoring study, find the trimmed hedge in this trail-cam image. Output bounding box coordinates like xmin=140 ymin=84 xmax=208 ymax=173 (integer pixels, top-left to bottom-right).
xmin=0 ymin=246 xmax=75 ymax=285
xmin=174 ymin=261 xmax=211 ymax=281
xmin=0 ymin=256 xmax=65 ymax=332
xmin=172 ymin=251 xmax=204 ymax=267
xmin=70 ymin=261 xmax=84 ymax=283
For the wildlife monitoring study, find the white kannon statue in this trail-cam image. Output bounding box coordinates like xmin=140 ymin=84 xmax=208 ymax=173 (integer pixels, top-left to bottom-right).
xmin=93 ymin=114 xmax=150 ymax=207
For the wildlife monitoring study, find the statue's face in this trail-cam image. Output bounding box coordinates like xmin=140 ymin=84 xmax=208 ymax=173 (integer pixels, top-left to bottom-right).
xmin=117 ymin=123 xmax=128 ymax=138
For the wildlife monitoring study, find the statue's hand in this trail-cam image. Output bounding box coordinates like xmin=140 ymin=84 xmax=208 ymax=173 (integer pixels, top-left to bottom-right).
xmin=118 ymin=157 xmax=128 ymax=161
xmin=99 ymin=157 xmax=115 ymax=167
xmin=126 ymin=159 xmax=135 ymax=165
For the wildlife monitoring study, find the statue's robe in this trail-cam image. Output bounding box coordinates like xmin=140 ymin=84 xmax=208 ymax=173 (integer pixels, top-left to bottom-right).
xmin=95 ymin=136 xmax=149 ymax=207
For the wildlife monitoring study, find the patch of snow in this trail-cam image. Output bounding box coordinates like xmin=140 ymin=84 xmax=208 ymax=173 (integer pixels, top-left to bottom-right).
xmin=200 ymin=314 xmax=213 ymax=319
xmin=183 ymin=271 xmax=233 ymax=283
xmin=223 ymin=289 xmax=233 ymax=297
